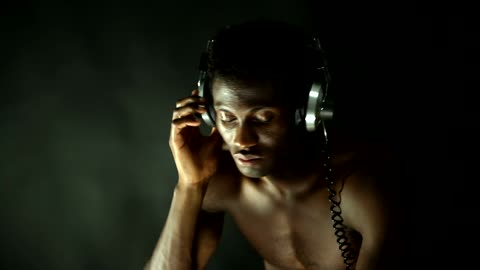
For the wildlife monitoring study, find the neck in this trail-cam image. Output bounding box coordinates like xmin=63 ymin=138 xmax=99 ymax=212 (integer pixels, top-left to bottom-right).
xmin=260 ymin=146 xmax=325 ymax=199
xmin=260 ymin=126 xmax=329 ymax=199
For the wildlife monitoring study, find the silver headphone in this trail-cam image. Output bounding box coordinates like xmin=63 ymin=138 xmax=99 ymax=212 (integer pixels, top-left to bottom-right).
xmin=197 ymin=37 xmax=334 ymax=132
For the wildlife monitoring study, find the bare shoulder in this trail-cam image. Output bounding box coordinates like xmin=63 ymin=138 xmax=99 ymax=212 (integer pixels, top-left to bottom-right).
xmin=328 ymin=129 xmax=408 ymax=268
xmin=201 ymin=150 xmax=242 ymax=213
xmin=326 ymin=127 xmax=401 ymax=223
xmin=339 ymin=157 xmax=406 ymax=269
xmin=339 ymin=142 xmax=400 ymax=201
xmin=329 ymin=126 xmax=400 ymax=188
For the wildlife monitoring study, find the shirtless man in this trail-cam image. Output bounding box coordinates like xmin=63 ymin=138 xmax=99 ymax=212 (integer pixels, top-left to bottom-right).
xmin=145 ymin=19 xmax=404 ymax=270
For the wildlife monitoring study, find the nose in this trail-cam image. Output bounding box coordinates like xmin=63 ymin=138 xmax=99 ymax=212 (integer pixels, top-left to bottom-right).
xmin=233 ymin=124 xmax=258 ymax=149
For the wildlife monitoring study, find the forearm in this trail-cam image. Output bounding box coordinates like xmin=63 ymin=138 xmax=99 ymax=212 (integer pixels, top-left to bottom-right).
xmin=146 ymin=182 xmax=208 ymax=270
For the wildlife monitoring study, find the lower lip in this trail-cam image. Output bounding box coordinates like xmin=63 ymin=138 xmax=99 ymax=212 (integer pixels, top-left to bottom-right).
xmin=237 ymin=158 xmax=262 ymax=166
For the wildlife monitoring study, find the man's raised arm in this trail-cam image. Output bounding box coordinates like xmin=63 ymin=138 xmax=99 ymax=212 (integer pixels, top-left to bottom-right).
xmin=145 ymin=89 xmax=224 ymax=270
xmin=145 ymin=183 xmax=224 ymax=270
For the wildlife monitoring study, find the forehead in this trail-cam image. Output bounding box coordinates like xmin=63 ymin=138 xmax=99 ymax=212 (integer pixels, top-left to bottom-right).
xmin=211 ymin=78 xmax=285 ymax=108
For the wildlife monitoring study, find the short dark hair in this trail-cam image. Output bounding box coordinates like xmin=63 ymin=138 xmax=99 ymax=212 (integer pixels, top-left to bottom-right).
xmin=207 ymin=19 xmax=319 ymax=107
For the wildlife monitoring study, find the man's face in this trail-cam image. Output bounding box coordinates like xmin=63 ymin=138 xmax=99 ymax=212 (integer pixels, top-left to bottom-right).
xmin=211 ymin=78 xmax=297 ymax=178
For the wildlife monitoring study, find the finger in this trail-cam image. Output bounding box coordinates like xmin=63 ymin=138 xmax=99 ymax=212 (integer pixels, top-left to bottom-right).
xmin=172 ymin=104 xmax=206 ymax=120
xmin=175 ymin=95 xmax=206 ymax=108
xmin=192 ymin=89 xmax=199 ymax=95
xmin=172 ymin=115 xmax=202 ymax=129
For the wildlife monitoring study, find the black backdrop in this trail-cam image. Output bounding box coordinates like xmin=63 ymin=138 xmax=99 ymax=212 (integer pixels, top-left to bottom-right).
xmin=0 ymin=1 xmax=453 ymax=270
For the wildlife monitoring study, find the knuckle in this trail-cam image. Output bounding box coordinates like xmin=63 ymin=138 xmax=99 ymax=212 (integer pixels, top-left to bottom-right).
xmin=175 ymin=96 xmax=196 ymax=107
xmin=172 ymin=118 xmax=182 ymax=125
xmin=175 ymin=98 xmax=186 ymax=107
xmin=174 ymin=106 xmax=194 ymax=116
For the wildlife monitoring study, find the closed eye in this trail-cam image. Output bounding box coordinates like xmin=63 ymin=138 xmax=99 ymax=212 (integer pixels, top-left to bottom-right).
xmin=253 ymin=112 xmax=274 ymax=123
xmin=252 ymin=117 xmax=272 ymax=124
xmin=220 ymin=118 xmax=236 ymax=123
xmin=217 ymin=111 xmax=236 ymax=123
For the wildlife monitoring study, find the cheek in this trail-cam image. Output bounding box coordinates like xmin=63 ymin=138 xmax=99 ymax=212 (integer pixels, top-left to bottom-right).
xmin=257 ymin=125 xmax=290 ymax=147
xmin=217 ymin=127 xmax=233 ymax=143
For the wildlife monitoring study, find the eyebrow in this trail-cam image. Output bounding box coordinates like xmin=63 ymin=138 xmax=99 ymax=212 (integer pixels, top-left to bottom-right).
xmin=214 ymin=105 xmax=277 ymax=112
xmin=214 ymin=100 xmax=279 ymax=108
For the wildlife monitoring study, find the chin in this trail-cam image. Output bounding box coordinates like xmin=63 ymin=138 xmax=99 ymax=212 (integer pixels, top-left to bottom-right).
xmin=236 ymin=165 xmax=268 ymax=179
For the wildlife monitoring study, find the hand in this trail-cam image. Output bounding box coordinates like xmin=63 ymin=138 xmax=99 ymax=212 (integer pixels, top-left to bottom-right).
xmin=169 ymin=89 xmax=223 ymax=186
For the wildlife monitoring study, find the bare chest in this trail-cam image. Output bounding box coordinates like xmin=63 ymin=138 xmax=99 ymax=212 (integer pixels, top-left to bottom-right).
xmin=227 ymin=184 xmax=361 ymax=270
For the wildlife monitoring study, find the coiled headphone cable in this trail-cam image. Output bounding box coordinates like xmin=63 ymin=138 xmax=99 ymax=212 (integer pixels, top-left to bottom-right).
xmin=321 ymin=122 xmax=357 ymax=270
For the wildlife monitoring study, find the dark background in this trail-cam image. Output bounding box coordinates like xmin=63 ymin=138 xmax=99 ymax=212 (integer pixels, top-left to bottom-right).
xmin=0 ymin=1 xmax=456 ymax=270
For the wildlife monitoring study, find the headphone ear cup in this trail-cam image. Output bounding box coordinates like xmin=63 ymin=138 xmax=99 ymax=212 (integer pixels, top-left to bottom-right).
xmin=198 ymin=75 xmax=216 ymax=127
xmin=197 ymin=45 xmax=216 ymax=127
xmin=303 ymin=37 xmax=334 ymax=132
xmin=204 ymin=80 xmax=217 ymax=126
xmin=304 ymin=78 xmax=334 ymax=132
xmin=206 ymin=104 xmax=216 ymax=126
xmin=304 ymin=79 xmax=324 ymax=132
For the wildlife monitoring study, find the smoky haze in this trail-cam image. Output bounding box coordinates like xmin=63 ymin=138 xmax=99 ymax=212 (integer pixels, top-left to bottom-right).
xmin=0 ymin=1 xmax=427 ymax=270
